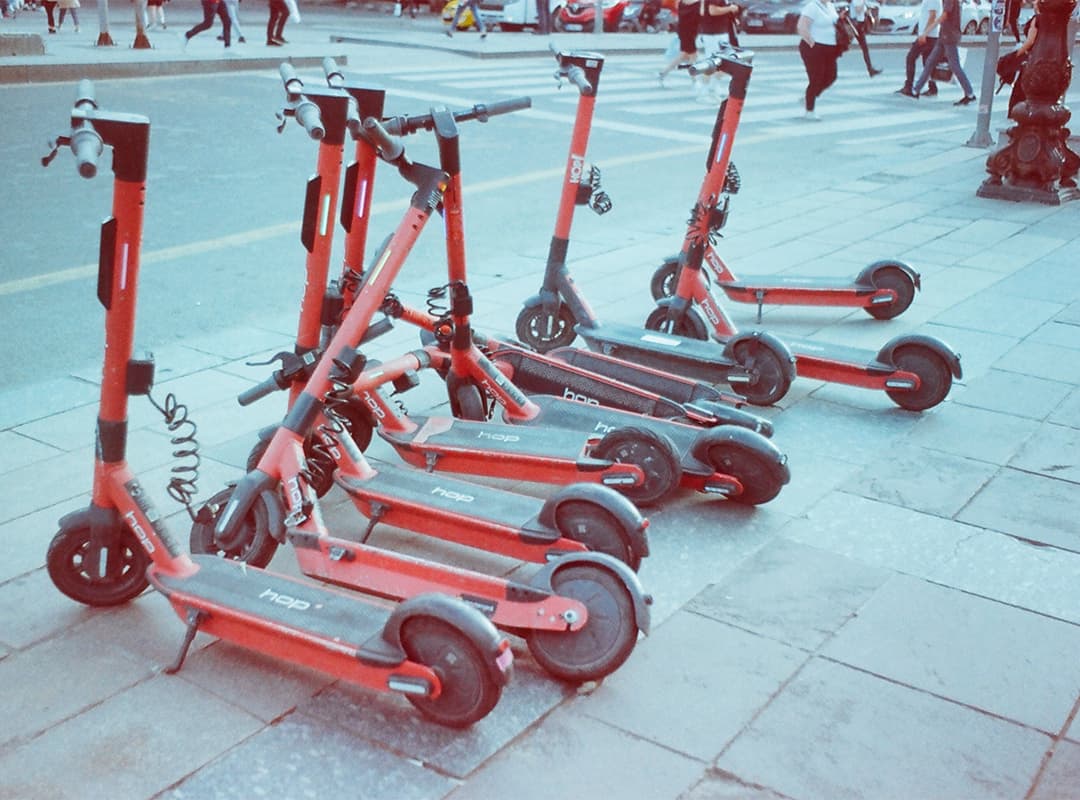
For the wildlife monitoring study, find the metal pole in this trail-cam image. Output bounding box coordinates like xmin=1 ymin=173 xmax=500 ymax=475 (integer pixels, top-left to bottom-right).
xmin=968 ymin=0 xmax=1006 ymax=147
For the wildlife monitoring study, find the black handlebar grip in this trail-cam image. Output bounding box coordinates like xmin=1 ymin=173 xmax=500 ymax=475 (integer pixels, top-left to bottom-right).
xmin=566 ymin=66 xmax=593 ymax=96
xmin=237 ymin=372 xmax=287 ymax=406
xmin=71 ymin=127 xmax=103 ymax=179
xmin=323 ymin=56 xmax=344 ymax=87
xmin=294 ymin=99 xmax=325 ymax=140
xmin=362 ymin=117 xmax=405 ymax=161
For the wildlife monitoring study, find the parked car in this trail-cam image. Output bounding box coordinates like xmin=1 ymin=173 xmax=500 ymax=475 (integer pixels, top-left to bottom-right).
xmin=476 ymin=0 xmax=563 ymax=30
xmin=872 ymin=0 xmax=919 ymax=33
xmin=553 ymin=0 xmax=629 ymax=30
xmin=741 ymin=0 xmax=804 ymax=34
xmin=960 ymin=0 xmax=990 ymax=34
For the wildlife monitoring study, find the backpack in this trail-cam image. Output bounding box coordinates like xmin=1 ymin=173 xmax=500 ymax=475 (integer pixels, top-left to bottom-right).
xmin=835 ymin=10 xmax=856 ymax=53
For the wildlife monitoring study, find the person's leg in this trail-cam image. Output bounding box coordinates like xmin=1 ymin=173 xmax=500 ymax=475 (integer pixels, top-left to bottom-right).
xmin=57 ymin=6 xmax=65 ymax=27
xmin=944 ymin=42 xmax=974 ymax=98
xmin=820 ymin=47 xmax=838 ymax=94
xmin=799 ymin=40 xmax=820 ymax=110
xmin=902 ymin=41 xmax=919 ymax=89
xmin=43 ymin=0 xmax=55 ymax=30
xmin=187 ymin=0 xmax=217 ymax=39
xmin=216 ymin=0 xmax=231 ymax=45
xmin=911 ymin=39 xmax=943 ymax=94
xmin=471 ymin=0 xmax=486 ymax=33
xmin=856 ymin=19 xmax=876 ymax=73
xmin=272 ymin=0 xmax=288 ymax=40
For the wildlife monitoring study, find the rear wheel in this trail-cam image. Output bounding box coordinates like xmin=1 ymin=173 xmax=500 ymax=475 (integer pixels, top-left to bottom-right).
xmin=592 ymin=426 xmax=681 ymax=508
xmin=46 ymin=524 xmax=150 ymax=607
xmin=526 ymin=565 xmax=638 ymax=682
xmin=729 ymin=339 xmax=791 ymax=406
xmin=189 ymin=486 xmax=278 ymax=568
xmin=401 ymin=617 xmax=502 ymax=728
xmin=644 ymin=306 xmax=709 ymax=341
xmin=555 ymin=500 xmax=640 ymax=571
xmin=515 ymin=303 xmax=578 ymax=353
xmin=885 ymin=346 xmax=953 ymax=411
xmin=706 ymin=442 xmax=787 ymax=505
xmin=865 ymin=266 xmax=917 ymax=320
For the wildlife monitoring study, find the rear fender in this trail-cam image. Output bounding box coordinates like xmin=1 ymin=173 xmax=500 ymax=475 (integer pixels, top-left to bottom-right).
xmin=538 ymin=483 xmax=649 ymax=560
xmin=531 ymin=552 xmax=651 ymax=635
xmin=722 ymin=330 xmax=798 ymax=382
xmin=877 ymin=334 xmax=962 ymax=380
xmin=855 ymin=259 xmax=921 ymax=292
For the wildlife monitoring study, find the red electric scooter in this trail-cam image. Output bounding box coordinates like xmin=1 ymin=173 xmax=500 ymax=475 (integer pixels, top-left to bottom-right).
xmin=195 ymin=67 xmax=652 ymax=683
xmin=514 ymin=49 xmax=798 ymax=407
xmin=41 ymin=81 xmax=512 ymax=728
xmin=518 ymin=46 xmax=961 ymax=411
xmin=642 ymin=51 xmax=961 ymax=411
xmin=337 ymin=71 xmax=790 ymax=507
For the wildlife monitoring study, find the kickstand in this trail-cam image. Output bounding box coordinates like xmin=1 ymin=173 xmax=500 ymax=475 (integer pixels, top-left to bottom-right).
xmin=359 ymin=502 xmax=386 ymax=544
xmin=755 ymin=289 xmax=765 ymax=324
xmin=164 ymin=608 xmax=207 ymax=674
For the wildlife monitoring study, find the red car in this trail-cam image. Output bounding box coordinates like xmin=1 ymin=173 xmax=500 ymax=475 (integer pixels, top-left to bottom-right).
xmin=554 ymin=0 xmax=630 ymax=31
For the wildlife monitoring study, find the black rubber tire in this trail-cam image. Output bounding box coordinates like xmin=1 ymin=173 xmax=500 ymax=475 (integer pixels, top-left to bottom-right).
xmin=554 ymin=500 xmax=641 ymax=571
xmin=515 ymin=304 xmax=578 ymax=353
xmin=644 ymin=306 xmax=709 ymax=341
xmin=401 ymin=616 xmax=502 ymax=728
xmin=591 ymin=426 xmax=681 ymax=508
xmin=650 ymin=259 xmax=712 ymax=301
xmin=245 ymin=402 xmax=373 ymax=499
xmin=649 ymin=259 xmax=679 ymax=301
xmin=886 ymin=346 xmax=953 ymax=412
xmin=450 ymin=382 xmax=487 ymax=421
xmin=189 ymin=486 xmax=278 ymax=569
xmin=865 ymin=266 xmax=917 ymax=321
xmin=526 ymin=564 xmax=638 ymax=682
xmin=706 ymin=442 xmax=787 ymax=506
xmin=729 ymin=338 xmax=791 ymax=406
xmin=46 ymin=524 xmax=150 ymax=607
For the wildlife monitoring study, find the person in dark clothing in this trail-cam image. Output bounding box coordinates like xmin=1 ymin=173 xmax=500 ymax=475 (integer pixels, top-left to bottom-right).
xmin=1005 ymin=0 xmax=1022 ymax=42
xmin=849 ymin=0 xmax=882 ymax=76
xmin=797 ymin=0 xmax=842 ymax=119
xmin=910 ymin=0 xmax=975 ymax=104
xmin=697 ymin=0 xmax=741 ymax=99
xmin=266 ymin=0 xmax=289 ymax=44
xmin=897 ymin=0 xmax=940 ymax=96
xmin=658 ymin=0 xmax=702 ymax=86
xmin=183 ymin=0 xmax=231 ymax=48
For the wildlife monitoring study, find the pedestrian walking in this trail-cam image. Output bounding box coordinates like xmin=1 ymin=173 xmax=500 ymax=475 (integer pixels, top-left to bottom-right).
xmin=41 ymin=0 xmax=57 ymax=32
xmin=896 ymin=0 xmax=940 ymax=96
xmin=147 ymin=0 xmax=167 ymax=29
xmin=796 ymin=0 xmax=842 ymax=119
xmin=909 ymin=0 xmax=975 ymax=105
xmin=1004 ymin=0 xmax=1022 ymax=42
xmin=55 ymin=0 xmax=79 ymax=32
xmin=658 ymin=0 xmax=702 ymax=87
xmin=446 ymin=0 xmax=486 ymax=37
xmin=183 ymin=0 xmax=231 ymax=47
xmin=696 ymin=0 xmax=740 ymax=100
xmin=850 ymin=0 xmax=882 ymax=76
xmin=266 ymin=0 xmax=288 ymax=44
xmin=218 ymin=0 xmax=245 ymax=42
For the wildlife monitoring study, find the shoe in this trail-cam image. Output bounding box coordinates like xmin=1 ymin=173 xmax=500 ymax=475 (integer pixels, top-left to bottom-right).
xmin=47 ymin=26 xmax=55 ymax=32
xmin=266 ymin=38 xmax=281 ymax=45
xmin=275 ymin=36 xmax=287 ymax=43
xmin=803 ymin=110 xmax=820 ymax=121
xmin=869 ymin=67 xmax=882 ymax=77
xmin=480 ymin=31 xmax=486 ymax=38
xmin=925 ymin=84 xmax=938 ymax=96
xmin=445 ymin=28 xmax=452 ymax=36
xmin=181 ymin=33 xmax=189 ymax=50
xmin=217 ymin=34 xmax=224 ymax=40
xmin=656 ymin=71 xmax=666 ymax=88
xmin=897 ymin=87 xmax=918 ymax=98
xmin=954 ymin=95 xmax=976 ymax=106
xmin=238 ymin=35 xmax=245 ymax=43
xmin=73 ymin=23 xmax=78 ymax=31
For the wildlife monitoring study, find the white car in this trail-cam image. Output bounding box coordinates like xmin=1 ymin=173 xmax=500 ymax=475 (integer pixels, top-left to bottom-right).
xmin=872 ymin=0 xmax=920 ymax=34
xmin=960 ymin=0 xmax=990 ymax=34
xmin=477 ymin=0 xmax=563 ymax=30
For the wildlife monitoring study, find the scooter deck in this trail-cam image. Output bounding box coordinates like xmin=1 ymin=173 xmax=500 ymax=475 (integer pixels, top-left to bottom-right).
xmin=150 ymin=555 xmax=405 ymax=666
xmin=723 ymin=274 xmax=871 ymax=292
xmin=575 ymin=321 xmax=737 ymax=384
xmin=336 ymin=459 xmax=558 ymax=541
xmin=783 ymin=336 xmax=895 ymax=376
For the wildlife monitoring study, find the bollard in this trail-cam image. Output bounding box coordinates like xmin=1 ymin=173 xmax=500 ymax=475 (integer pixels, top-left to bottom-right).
xmin=978 ymin=0 xmax=1080 ymax=203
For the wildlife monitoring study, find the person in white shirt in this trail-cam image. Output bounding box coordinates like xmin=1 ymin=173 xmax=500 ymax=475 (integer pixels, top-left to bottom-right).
xmin=896 ymin=0 xmax=941 ymax=96
xmin=796 ymin=0 xmax=841 ymax=120
xmin=850 ymin=0 xmax=882 ymax=76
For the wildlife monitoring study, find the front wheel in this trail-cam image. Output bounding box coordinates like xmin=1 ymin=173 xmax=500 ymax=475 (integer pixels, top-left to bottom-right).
xmin=555 ymin=500 xmax=640 ymax=571
xmin=592 ymin=426 xmax=681 ymax=508
xmin=886 ymin=346 xmax=953 ymax=411
xmin=706 ymin=442 xmax=787 ymax=505
xmin=729 ymin=338 xmax=791 ymax=406
xmin=46 ymin=524 xmax=150 ymax=607
xmin=649 ymin=259 xmax=678 ymax=301
xmin=401 ymin=616 xmax=502 ymax=728
xmin=189 ymin=486 xmax=278 ymax=568
xmin=644 ymin=306 xmax=709 ymax=341
xmin=526 ymin=565 xmax=638 ymax=682
xmin=865 ymin=266 xmax=917 ymax=321
xmin=449 ymin=380 xmax=488 ymax=421
xmin=515 ymin=303 xmax=579 ymax=353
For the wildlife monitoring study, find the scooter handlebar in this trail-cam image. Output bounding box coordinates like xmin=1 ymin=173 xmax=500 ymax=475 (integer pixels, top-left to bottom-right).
xmin=279 ymin=62 xmax=304 ymax=94
xmin=322 ymin=56 xmax=345 ymax=87
xmin=237 ymin=371 xmax=289 ymax=406
xmin=379 ymin=96 xmax=532 ymax=137
xmin=71 ymin=127 xmax=104 ymax=178
xmin=362 ymin=116 xmax=406 ymax=162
